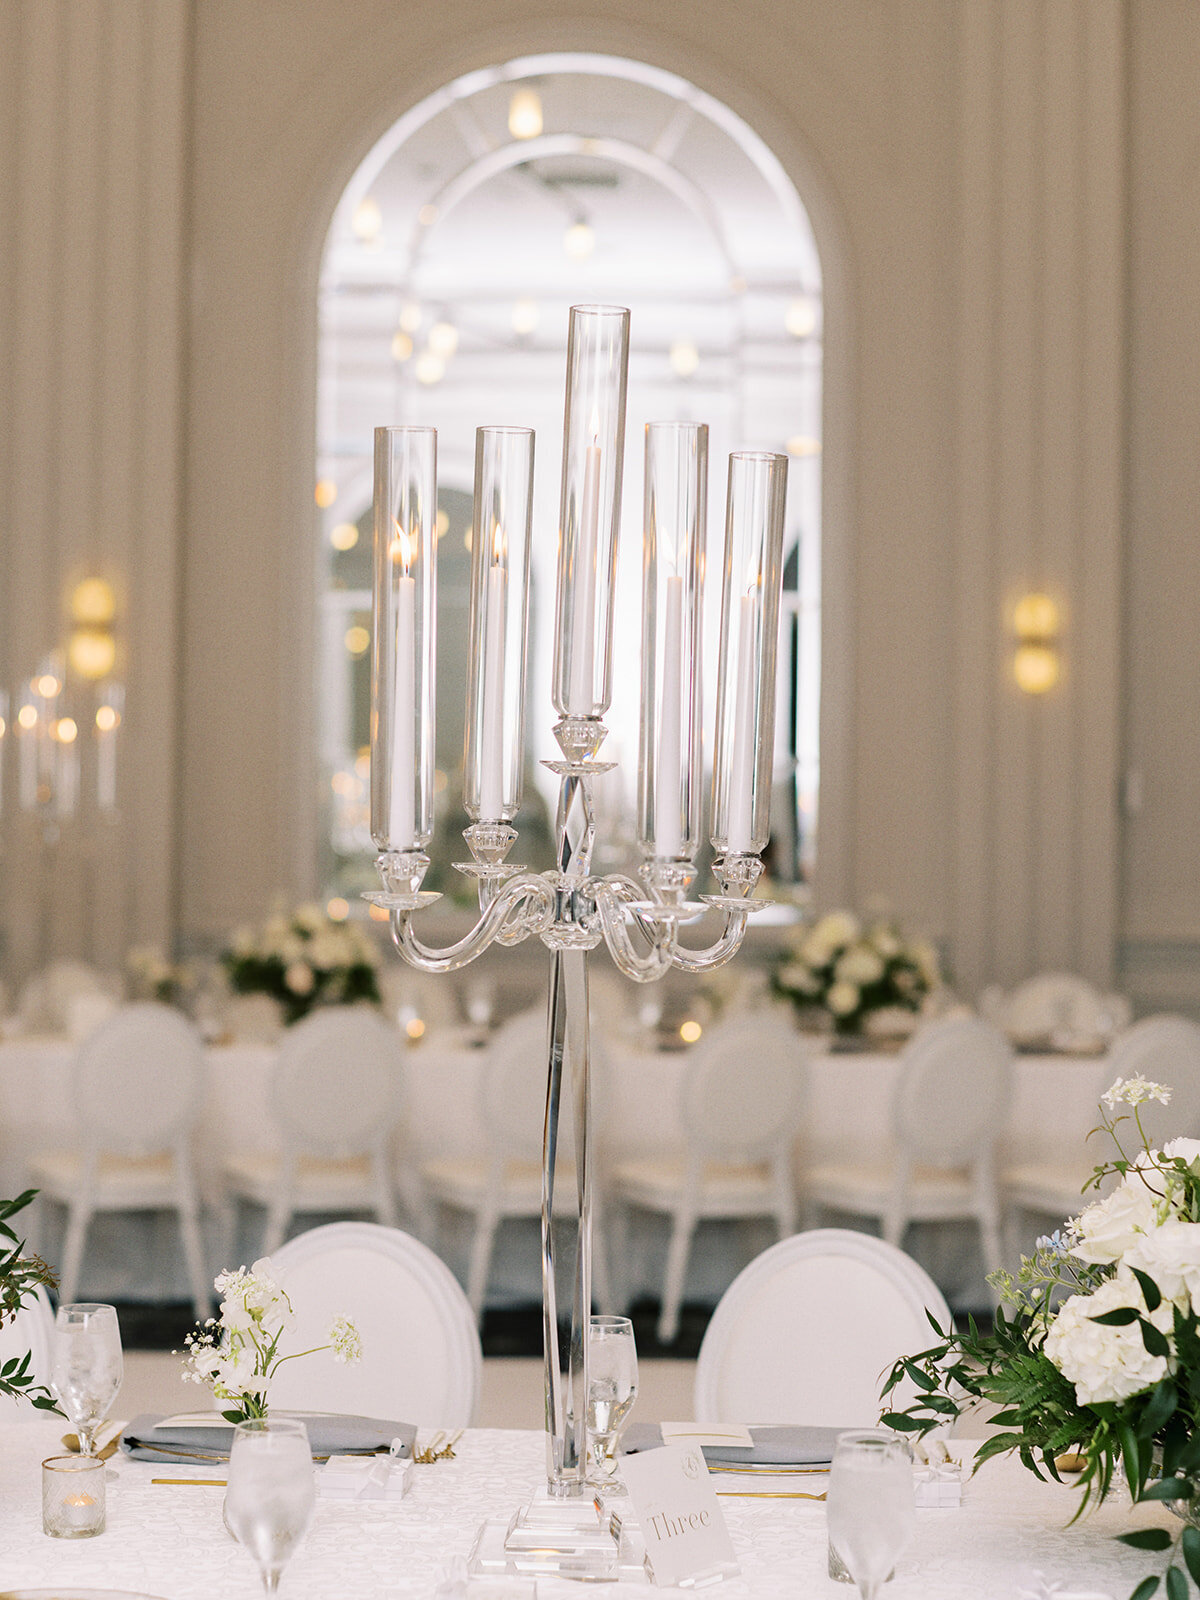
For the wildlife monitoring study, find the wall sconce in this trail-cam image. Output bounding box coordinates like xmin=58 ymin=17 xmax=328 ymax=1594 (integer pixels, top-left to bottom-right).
xmin=1012 ymin=591 xmax=1061 ymax=694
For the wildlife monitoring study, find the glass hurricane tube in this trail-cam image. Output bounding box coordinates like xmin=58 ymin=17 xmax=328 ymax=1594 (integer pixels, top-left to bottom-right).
xmin=370 ymin=426 xmax=438 ymax=853
xmin=551 ymin=305 xmax=630 ymax=721
xmin=464 ymin=427 xmax=535 ymax=823
xmin=711 ymin=451 xmax=788 ymax=857
xmin=638 ymin=422 xmax=707 ymax=862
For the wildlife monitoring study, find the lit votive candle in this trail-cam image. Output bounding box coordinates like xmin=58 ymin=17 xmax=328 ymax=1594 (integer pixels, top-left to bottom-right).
xmin=43 ymin=1454 xmax=106 ymax=1538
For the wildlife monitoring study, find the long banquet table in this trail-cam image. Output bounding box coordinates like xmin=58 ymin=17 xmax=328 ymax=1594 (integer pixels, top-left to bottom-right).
xmin=0 ymin=1026 xmax=1116 ymax=1309
xmin=0 ymin=1421 xmax=1177 ymax=1598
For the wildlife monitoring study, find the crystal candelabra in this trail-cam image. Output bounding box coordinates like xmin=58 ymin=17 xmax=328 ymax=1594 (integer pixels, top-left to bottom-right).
xmin=367 ymin=306 xmax=787 ymax=1536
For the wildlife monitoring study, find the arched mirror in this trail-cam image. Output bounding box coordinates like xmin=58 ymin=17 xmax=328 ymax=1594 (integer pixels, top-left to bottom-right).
xmin=315 ymin=53 xmax=822 ymax=906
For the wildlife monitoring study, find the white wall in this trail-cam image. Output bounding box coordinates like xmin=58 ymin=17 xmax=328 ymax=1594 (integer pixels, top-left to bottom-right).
xmin=1 ymin=0 xmax=1197 ymax=1015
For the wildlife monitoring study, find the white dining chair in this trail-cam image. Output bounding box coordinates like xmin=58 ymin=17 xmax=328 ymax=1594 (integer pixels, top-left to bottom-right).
xmin=694 ymin=1228 xmax=952 ymax=1426
xmin=268 ymin=1221 xmax=481 ymax=1428
xmin=981 ymin=972 xmax=1130 ymax=1047
xmin=605 ymin=1012 xmax=804 ymax=1345
xmin=16 ymin=960 xmax=119 ymax=1037
xmin=417 ymin=1005 xmax=611 ymax=1320
xmin=0 ymin=1283 xmax=54 ymax=1421
xmin=26 ymin=1002 xmax=211 ymax=1319
xmin=1005 ymin=1013 xmax=1200 ymax=1243
xmin=805 ymin=1015 xmax=1012 ymax=1284
xmin=221 ymin=1007 xmax=404 ymax=1258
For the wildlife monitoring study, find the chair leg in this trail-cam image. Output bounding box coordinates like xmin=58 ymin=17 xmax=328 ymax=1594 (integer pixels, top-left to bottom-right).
xmin=60 ymin=1201 xmax=93 ymax=1306
xmin=179 ymin=1205 xmax=212 ymax=1322
xmin=658 ymin=1211 xmax=696 ymax=1345
xmin=978 ymin=1194 xmax=1005 ymax=1286
xmin=466 ymin=1210 xmax=499 ymax=1323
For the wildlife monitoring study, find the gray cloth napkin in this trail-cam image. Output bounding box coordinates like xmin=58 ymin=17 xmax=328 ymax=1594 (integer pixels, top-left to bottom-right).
xmin=620 ymin=1422 xmax=847 ymax=1467
xmin=120 ymin=1412 xmax=416 ymax=1463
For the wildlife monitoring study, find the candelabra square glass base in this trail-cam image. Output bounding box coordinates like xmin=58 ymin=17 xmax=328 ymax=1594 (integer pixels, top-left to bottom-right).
xmin=467 ymin=1487 xmax=649 ymax=1583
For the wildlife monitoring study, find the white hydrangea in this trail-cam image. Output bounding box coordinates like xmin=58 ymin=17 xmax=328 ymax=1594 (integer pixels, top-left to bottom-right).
xmin=834 ymin=944 xmax=886 ymax=987
xmin=826 ymin=980 xmax=860 ymax=1016
xmin=1162 ymin=1137 xmax=1200 ymax=1166
xmin=1044 ymin=1272 xmax=1174 ymax=1406
xmin=1125 ymin=1218 xmax=1200 ymax=1307
xmin=812 ymin=911 xmax=861 ymax=949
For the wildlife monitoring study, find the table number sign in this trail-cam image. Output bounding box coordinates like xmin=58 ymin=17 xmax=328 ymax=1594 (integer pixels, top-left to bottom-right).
xmin=620 ymin=1443 xmax=740 ymax=1588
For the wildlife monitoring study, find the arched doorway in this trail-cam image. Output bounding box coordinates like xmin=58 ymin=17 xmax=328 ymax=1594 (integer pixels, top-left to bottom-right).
xmin=313 ymin=53 xmax=822 ymax=905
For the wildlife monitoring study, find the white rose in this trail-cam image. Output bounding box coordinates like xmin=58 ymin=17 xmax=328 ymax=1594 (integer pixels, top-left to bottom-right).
xmin=1163 ymin=1138 xmax=1200 ymax=1168
xmin=285 ymin=961 xmax=315 ymax=996
xmin=813 ymin=911 xmax=860 ymax=948
xmin=1072 ymin=1177 xmax=1160 ymax=1265
xmin=1125 ymin=1219 xmax=1200 ymax=1307
xmin=800 ymin=933 xmax=833 ymax=968
xmin=826 ymin=980 xmax=860 ymax=1017
xmin=835 ymin=944 xmax=886 ymax=986
xmin=1044 ymin=1272 xmax=1173 ymax=1406
xmin=869 ymin=927 xmax=900 ymax=959
xmin=778 ymin=962 xmax=819 ymax=994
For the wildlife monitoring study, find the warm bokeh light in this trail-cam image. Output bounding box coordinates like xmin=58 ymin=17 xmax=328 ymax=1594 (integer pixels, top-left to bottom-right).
xmin=564 ymin=221 xmax=595 ymax=260
xmin=331 ymin=771 xmax=355 ymax=796
xmin=669 ymin=339 xmax=700 ymax=377
xmin=786 ymin=435 xmax=822 ymax=457
xmin=1013 ymin=643 xmax=1060 ymax=694
xmin=34 ymin=673 xmax=61 ymax=698
xmin=428 ymin=320 xmax=458 ymax=358
xmin=326 ymin=897 xmax=350 ymax=921
xmin=398 ymin=299 xmax=422 ymax=333
xmin=368 ymin=903 xmax=390 ymax=922
xmin=68 ymin=626 xmax=116 ymax=680
xmin=54 ymin=717 xmax=78 ymax=743
xmin=785 ymin=295 xmax=818 ymax=338
xmin=1013 ymin=592 xmax=1060 ymax=640
xmin=511 ymin=297 xmax=539 ymax=335
xmin=390 ymin=329 xmax=414 ymax=363
xmin=70 ymin=576 xmax=116 ymax=625
xmin=415 ymin=351 xmax=445 ymax=385
xmin=435 ymin=509 xmax=450 ymax=539
xmin=17 ymin=704 xmax=37 ymax=729
xmin=679 ymin=1019 xmax=703 ymax=1044
xmin=352 ymin=196 xmax=382 ymax=243
xmin=405 ymin=1017 xmax=427 ymax=1041
xmin=433 ymin=767 xmax=448 ymax=794
xmin=330 ymin=522 xmax=359 ymax=552
xmin=0 ymin=716 xmax=6 ymax=739
xmin=314 ymin=478 xmax=337 ymax=509
xmin=508 ymin=87 xmax=543 ymax=140
xmin=95 ymin=704 xmax=120 ymax=733
xmin=344 ymin=624 xmax=370 ymax=657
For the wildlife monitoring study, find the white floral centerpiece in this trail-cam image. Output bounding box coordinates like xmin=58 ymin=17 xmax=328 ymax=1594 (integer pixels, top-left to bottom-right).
xmin=126 ymin=945 xmax=193 ymax=1008
xmin=181 ymin=1258 xmax=362 ymax=1423
xmin=769 ymin=910 xmax=939 ymax=1037
xmin=221 ymin=903 xmax=381 ymax=1026
xmin=886 ymin=1075 xmax=1200 ymax=1600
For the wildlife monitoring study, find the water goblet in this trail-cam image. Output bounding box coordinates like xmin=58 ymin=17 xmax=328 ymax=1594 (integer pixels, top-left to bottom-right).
xmin=587 ymin=1314 xmax=638 ymax=1485
xmin=224 ymin=1417 xmax=316 ymax=1595
xmin=51 ymin=1303 xmax=123 ymax=1457
xmin=826 ymin=1429 xmax=915 ymax=1599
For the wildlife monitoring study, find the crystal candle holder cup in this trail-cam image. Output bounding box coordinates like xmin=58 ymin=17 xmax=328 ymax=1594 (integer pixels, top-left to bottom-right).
xmin=42 ymin=1454 xmax=105 ymax=1538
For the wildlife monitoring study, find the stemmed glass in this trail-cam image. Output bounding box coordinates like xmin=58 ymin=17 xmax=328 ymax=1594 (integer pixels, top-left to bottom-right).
xmin=587 ymin=1314 xmax=638 ymax=1485
xmin=826 ymin=1429 xmax=916 ymax=1598
xmin=51 ymin=1303 xmax=123 ymax=1457
xmin=224 ymin=1418 xmax=316 ymax=1595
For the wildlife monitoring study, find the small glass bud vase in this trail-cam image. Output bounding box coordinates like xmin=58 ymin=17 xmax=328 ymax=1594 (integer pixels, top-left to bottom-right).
xmin=370 ymin=425 xmax=438 ymax=854
xmin=42 ymin=1454 xmax=105 ymax=1538
xmin=710 ymin=451 xmax=788 ymax=858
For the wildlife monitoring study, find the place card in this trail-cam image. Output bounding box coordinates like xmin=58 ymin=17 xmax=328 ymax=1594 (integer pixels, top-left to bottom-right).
xmin=620 ymin=1443 xmax=739 ymax=1588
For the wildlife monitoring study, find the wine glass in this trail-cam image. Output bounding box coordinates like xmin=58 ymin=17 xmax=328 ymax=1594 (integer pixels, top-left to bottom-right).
xmin=51 ymin=1303 xmax=123 ymax=1457
xmin=587 ymin=1314 xmax=638 ymax=1485
xmin=826 ymin=1429 xmax=916 ymax=1598
xmin=224 ymin=1418 xmax=316 ymax=1595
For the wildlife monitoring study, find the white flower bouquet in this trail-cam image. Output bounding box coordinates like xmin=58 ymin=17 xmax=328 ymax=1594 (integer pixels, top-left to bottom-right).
xmin=221 ymin=903 xmax=381 ymax=1025
xmin=126 ymin=945 xmax=193 ymax=1008
xmin=769 ymin=910 xmax=939 ymax=1036
xmin=885 ymin=1076 xmax=1200 ymax=1599
xmin=181 ymin=1258 xmax=362 ymax=1423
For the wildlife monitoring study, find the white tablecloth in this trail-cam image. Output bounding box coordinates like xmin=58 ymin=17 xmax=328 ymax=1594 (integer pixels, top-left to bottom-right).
xmin=0 ymin=1421 xmax=1177 ymax=1598
xmin=0 ymin=1029 xmax=1114 ymax=1310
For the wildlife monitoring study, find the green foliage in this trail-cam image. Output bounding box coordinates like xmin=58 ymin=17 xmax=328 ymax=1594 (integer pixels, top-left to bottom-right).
xmin=0 ymin=1190 xmax=60 ymax=1413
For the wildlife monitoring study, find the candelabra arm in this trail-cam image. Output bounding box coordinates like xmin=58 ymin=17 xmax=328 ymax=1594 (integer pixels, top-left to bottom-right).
xmin=667 ymin=908 xmax=750 ymax=972
xmin=592 ymin=878 xmax=673 ymax=983
xmin=389 ymin=873 xmax=556 ymax=973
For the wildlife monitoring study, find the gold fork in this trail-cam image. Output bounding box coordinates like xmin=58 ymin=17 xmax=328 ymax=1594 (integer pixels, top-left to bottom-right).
xmin=413 ymin=1431 xmax=446 ymax=1464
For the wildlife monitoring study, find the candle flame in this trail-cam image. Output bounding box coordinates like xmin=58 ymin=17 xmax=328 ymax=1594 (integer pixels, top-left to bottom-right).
xmin=492 ymin=520 xmax=506 ymax=564
xmin=390 ymin=520 xmax=415 ymax=575
xmin=589 ymin=408 xmax=600 ymax=444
